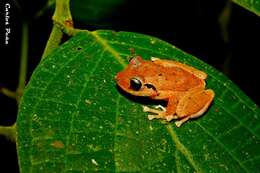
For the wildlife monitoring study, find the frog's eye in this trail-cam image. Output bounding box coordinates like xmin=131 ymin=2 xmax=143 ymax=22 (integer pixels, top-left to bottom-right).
xmin=130 ymin=77 xmax=142 ymax=91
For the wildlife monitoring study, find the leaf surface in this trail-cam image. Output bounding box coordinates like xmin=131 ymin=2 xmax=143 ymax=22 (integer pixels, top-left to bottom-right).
xmin=70 ymin=0 xmax=125 ymax=23
xmin=232 ymin=0 xmax=260 ymax=16
xmin=17 ymin=30 xmax=260 ymax=173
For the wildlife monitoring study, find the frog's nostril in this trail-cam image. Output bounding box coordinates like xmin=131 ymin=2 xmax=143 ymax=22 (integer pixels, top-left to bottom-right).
xmin=115 ymin=74 xmax=119 ymax=80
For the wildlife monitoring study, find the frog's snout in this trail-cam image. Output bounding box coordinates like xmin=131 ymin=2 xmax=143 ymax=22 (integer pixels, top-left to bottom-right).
xmin=115 ymin=72 xmax=122 ymax=82
xmin=115 ymin=72 xmax=129 ymax=89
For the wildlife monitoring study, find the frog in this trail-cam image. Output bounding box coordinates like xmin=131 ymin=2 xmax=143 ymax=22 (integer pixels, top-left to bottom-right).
xmin=115 ymin=56 xmax=215 ymax=127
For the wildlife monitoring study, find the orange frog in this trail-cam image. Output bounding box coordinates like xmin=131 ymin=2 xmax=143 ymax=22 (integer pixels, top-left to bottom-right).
xmin=115 ymin=56 xmax=215 ymax=127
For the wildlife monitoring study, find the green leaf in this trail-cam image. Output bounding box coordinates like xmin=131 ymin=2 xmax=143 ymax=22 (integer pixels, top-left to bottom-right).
xmin=45 ymin=0 xmax=125 ymax=24
xmin=232 ymin=0 xmax=260 ymax=16
xmin=70 ymin=0 xmax=125 ymax=23
xmin=17 ymin=30 xmax=260 ymax=172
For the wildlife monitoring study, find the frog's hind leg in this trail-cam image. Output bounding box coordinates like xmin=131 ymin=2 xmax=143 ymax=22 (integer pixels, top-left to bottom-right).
xmin=175 ymin=89 xmax=215 ymax=127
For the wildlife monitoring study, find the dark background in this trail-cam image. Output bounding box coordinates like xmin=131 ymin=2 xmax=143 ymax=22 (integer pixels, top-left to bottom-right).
xmin=0 ymin=0 xmax=259 ymax=172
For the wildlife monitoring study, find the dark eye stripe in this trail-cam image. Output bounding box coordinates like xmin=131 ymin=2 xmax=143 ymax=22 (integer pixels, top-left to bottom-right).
xmin=144 ymin=84 xmax=157 ymax=91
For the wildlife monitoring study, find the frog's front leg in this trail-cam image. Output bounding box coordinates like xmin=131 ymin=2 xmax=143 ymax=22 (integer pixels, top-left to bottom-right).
xmin=143 ymin=105 xmax=165 ymax=120
xmin=143 ymin=96 xmax=178 ymax=121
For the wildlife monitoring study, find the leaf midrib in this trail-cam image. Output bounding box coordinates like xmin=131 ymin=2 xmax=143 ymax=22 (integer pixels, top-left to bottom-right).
xmin=166 ymin=125 xmax=202 ymax=173
xmin=91 ymin=31 xmax=127 ymax=67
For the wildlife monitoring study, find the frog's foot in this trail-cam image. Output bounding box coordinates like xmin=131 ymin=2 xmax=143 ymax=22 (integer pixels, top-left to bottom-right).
xmin=175 ymin=117 xmax=190 ymax=127
xmin=143 ymin=105 xmax=177 ymax=121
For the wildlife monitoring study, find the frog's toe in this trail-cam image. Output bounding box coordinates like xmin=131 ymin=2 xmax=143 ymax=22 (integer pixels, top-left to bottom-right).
xmin=148 ymin=114 xmax=157 ymax=120
xmin=154 ymin=105 xmax=166 ymax=111
xmin=143 ymin=105 xmax=151 ymax=112
xmin=143 ymin=105 xmax=169 ymax=121
xmin=175 ymin=121 xmax=182 ymax=127
xmin=147 ymin=114 xmax=165 ymax=120
xmin=165 ymin=115 xmax=178 ymax=121
xmin=175 ymin=117 xmax=190 ymax=127
xmin=142 ymin=106 xmax=165 ymax=115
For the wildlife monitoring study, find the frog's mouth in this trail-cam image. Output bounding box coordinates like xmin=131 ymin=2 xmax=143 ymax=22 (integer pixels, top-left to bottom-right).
xmin=132 ymin=86 xmax=158 ymax=97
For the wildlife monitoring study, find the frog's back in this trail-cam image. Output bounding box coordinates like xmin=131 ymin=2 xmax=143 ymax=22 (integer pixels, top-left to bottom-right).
xmin=135 ymin=59 xmax=205 ymax=92
xmin=157 ymin=65 xmax=204 ymax=91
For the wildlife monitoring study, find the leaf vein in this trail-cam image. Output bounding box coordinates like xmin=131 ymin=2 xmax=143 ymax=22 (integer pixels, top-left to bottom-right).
xmin=195 ymin=122 xmax=250 ymax=173
xmin=174 ymin=150 xmax=183 ymax=173
xmin=215 ymin=100 xmax=260 ymax=139
xmin=165 ymin=125 xmax=203 ymax=173
xmin=114 ymin=95 xmax=121 ymax=172
xmin=90 ymin=31 xmax=127 ymax=67
xmin=23 ymin=48 xmax=87 ymax=173
xmin=63 ymin=48 xmax=105 ymax=171
xmin=241 ymin=155 xmax=260 ymax=164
